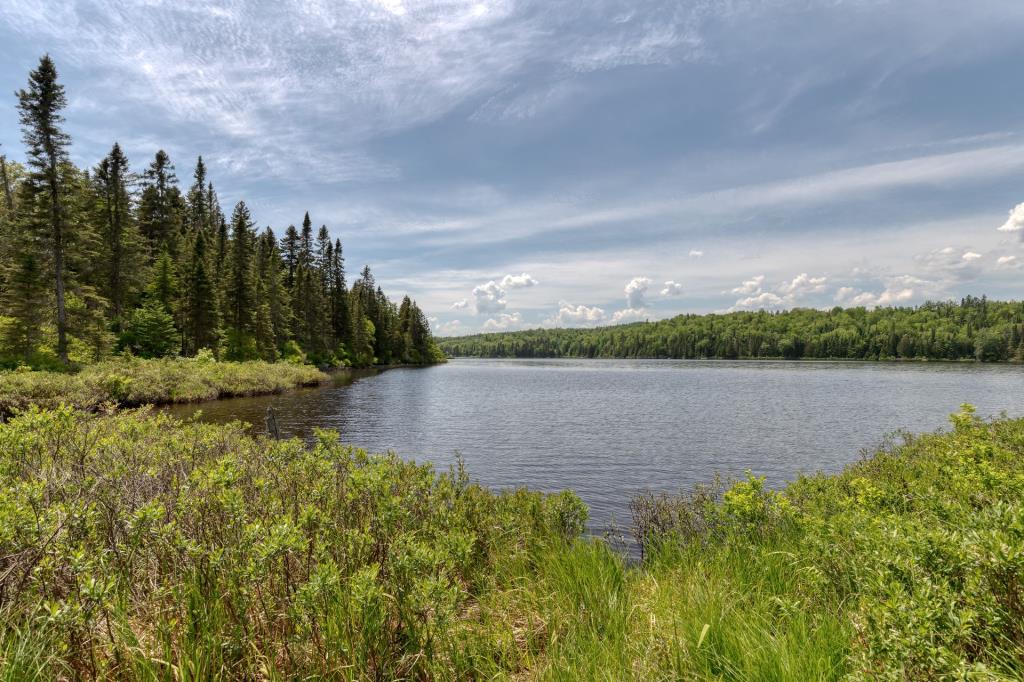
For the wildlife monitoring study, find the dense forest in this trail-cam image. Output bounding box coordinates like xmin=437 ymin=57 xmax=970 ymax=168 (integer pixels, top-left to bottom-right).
xmin=441 ymin=296 xmax=1024 ymax=362
xmin=0 ymin=56 xmax=441 ymax=370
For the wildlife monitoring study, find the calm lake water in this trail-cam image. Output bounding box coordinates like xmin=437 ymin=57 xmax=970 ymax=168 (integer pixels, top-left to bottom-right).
xmin=169 ymin=358 xmax=1024 ymax=531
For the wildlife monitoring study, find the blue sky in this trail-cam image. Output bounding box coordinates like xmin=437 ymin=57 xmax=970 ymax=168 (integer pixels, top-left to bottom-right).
xmin=2 ymin=1 xmax=1024 ymax=335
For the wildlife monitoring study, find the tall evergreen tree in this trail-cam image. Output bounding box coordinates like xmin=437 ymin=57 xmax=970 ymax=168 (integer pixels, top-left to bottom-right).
xmin=224 ymin=201 xmax=256 ymax=359
xmin=138 ymin=150 xmax=183 ymax=253
xmin=282 ymin=224 xmax=299 ymax=289
xmin=186 ymin=156 xmax=208 ymax=234
xmin=16 ymin=55 xmax=73 ymax=364
xmin=181 ymin=230 xmax=220 ymax=355
xmin=94 ymin=142 xmax=143 ymax=322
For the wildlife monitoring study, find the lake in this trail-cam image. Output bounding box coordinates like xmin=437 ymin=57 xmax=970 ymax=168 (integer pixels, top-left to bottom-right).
xmin=169 ymin=358 xmax=1024 ymax=532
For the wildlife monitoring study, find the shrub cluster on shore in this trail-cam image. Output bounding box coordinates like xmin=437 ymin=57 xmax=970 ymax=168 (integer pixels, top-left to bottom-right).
xmin=1 ymin=404 xmax=1021 ymax=679
xmin=0 ymin=356 xmax=327 ymax=416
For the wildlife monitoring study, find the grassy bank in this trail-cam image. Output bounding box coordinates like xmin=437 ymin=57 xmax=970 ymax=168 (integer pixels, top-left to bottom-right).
xmin=0 ymin=356 xmax=328 ymax=415
xmin=1 ymin=406 xmax=1022 ymax=679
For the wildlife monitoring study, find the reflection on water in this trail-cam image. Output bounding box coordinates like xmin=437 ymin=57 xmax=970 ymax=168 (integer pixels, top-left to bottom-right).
xmin=169 ymin=358 xmax=1024 ymax=532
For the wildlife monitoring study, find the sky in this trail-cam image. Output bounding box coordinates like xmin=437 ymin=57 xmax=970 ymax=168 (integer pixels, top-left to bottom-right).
xmin=2 ymin=0 xmax=1024 ymax=335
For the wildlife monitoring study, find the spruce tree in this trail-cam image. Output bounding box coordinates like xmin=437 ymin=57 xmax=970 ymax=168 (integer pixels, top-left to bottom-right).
xmin=282 ymin=224 xmax=298 ymax=289
xmin=182 ymin=230 xmax=220 ymax=355
xmin=224 ymin=201 xmax=256 ymax=359
xmin=186 ymin=156 xmax=208 ymax=233
xmin=330 ymin=238 xmax=351 ymax=351
xmin=95 ymin=142 xmax=143 ymax=323
xmin=138 ymin=150 xmax=183 ymax=253
xmin=16 ymin=55 xmax=72 ymax=364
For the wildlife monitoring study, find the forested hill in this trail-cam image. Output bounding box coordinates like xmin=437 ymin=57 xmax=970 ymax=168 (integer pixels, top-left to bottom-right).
xmin=0 ymin=55 xmax=443 ymax=370
xmin=440 ymin=297 xmax=1024 ymax=362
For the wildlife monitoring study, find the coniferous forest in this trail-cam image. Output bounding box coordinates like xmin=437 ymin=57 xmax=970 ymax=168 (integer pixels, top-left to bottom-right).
xmin=0 ymin=56 xmax=442 ymax=370
xmin=441 ymin=297 xmax=1024 ymax=362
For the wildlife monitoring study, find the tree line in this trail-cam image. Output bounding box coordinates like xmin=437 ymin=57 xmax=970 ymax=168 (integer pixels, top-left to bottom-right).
xmin=440 ymin=296 xmax=1024 ymax=362
xmin=0 ymin=56 xmax=442 ymax=369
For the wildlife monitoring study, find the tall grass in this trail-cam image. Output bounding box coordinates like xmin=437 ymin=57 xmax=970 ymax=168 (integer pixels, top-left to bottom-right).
xmin=0 ymin=355 xmax=327 ymax=415
xmin=1 ymin=404 xmax=1022 ymax=679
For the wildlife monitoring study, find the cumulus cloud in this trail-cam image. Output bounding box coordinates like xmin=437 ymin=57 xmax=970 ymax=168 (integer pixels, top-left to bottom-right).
xmin=689 ymin=249 xmax=704 ymax=257
xmin=500 ymin=272 xmax=539 ymax=288
xmin=471 ymin=280 xmax=507 ymax=314
xmin=997 ymin=255 xmax=1019 ymax=268
xmin=624 ymin=277 xmax=652 ymax=309
xmin=611 ymin=308 xmax=649 ymax=323
xmin=835 ymin=277 xmax=919 ymax=309
xmin=998 ymin=203 xmax=1024 ymax=232
xmin=731 ymin=275 xmax=766 ymax=296
xmin=429 ymin=318 xmax=463 ymax=335
xmin=546 ymin=302 xmax=607 ymax=326
xmin=732 ymin=292 xmax=785 ymax=310
xmin=914 ymin=246 xmax=983 ymax=283
xmin=777 ymin=273 xmax=827 ymax=297
xmin=451 ymin=299 xmax=469 ymax=310
xmin=661 ymin=280 xmax=683 ymax=296
xmin=482 ymin=312 xmax=523 ymax=330
xmin=834 ymin=287 xmax=878 ymax=307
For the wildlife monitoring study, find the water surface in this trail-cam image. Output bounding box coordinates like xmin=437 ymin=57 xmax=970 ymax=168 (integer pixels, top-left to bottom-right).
xmin=170 ymin=358 xmax=1024 ymax=530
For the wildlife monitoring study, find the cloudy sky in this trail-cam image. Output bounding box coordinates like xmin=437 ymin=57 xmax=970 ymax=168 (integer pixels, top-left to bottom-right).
xmin=2 ymin=1 xmax=1024 ymax=335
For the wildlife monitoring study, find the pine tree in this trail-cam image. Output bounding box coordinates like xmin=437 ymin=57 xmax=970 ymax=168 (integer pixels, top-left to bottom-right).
xmin=280 ymin=226 xmax=297 ymax=291
xmin=330 ymin=238 xmax=351 ymax=351
xmin=224 ymin=201 xmax=256 ymax=359
xmin=259 ymin=228 xmax=291 ymax=351
xmin=145 ymin=246 xmax=178 ymax=312
xmin=186 ymin=157 xmax=208 ymax=234
xmin=138 ymin=150 xmax=183 ymax=253
xmin=94 ymin=142 xmax=143 ymax=323
xmin=181 ymin=230 xmax=220 ymax=355
xmin=16 ymin=55 xmax=73 ymax=364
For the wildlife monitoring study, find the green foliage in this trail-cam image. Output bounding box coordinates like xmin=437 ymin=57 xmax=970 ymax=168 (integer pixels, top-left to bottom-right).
xmin=119 ymin=301 xmax=178 ymax=358
xmin=0 ymin=356 xmax=326 ymax=414
xmin=441 ymin=295 xmax=1024 ymax=362
xmin=0 ymin=407 xmax=584 ymax=679
xmin=0 ymin=405 xmax=1021 ymax=678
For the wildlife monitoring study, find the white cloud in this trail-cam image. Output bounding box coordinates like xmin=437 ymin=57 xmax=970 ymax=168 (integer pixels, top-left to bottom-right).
xmin=962 ymin=251 xmax=982 ymax=261
xmin=835 ymin=287 xmax=878 ymax=307
xmin=777 ymin=273 xmax=827 ymax=297
xmin=661 ymin=280 xmax=683 ymax=296
xmin=731 ymin=292 xmax=785 ymax=310
xmin=998 ymin=203 xmax=1024 ymax=232
xmin=689 ymin=249 xmax=704 ymax=257
xmin=482 ymin=312 xmax=523 ymax=330
xmin=430 ymin=319 xmax=462 ymax=333
xmin=997 ymin=255 xmax=1019 ymax=268
xmin=471 ymin=280 xmax=507 ymax=314
xmin=500 ymin=272 xmax=539 ymax=288
xmin=731 ymin=275 xmax=766 ymax=296
xmin=451 ymin=299 xmax=469 ymax=310
xmin=835 ymin=282 xmax=917 ymax=308
xmin=624 ymin=276 xmax=652 ymax=309
xmin=611 ymin=308 xmax=648 ymax=323
xmin=546 ymin=302 xmax=607 ymax=326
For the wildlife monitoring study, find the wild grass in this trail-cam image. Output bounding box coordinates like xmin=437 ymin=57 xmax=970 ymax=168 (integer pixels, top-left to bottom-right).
xmin=1 ymin=404 xmax=1022 ymax=679
xmin=0 ymin=355 xmax=327 ymax=415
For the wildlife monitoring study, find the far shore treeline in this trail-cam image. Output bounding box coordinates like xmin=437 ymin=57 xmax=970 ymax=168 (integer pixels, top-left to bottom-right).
xmin=0 ymin=55 xmax=442 ymax=370
xmin=441 ymin=296 xmax=1024 ymax=362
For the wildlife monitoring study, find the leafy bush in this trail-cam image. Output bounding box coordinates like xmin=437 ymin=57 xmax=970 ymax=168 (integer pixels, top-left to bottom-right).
xmin=0 ymin=407 xmax=585 ymax=679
